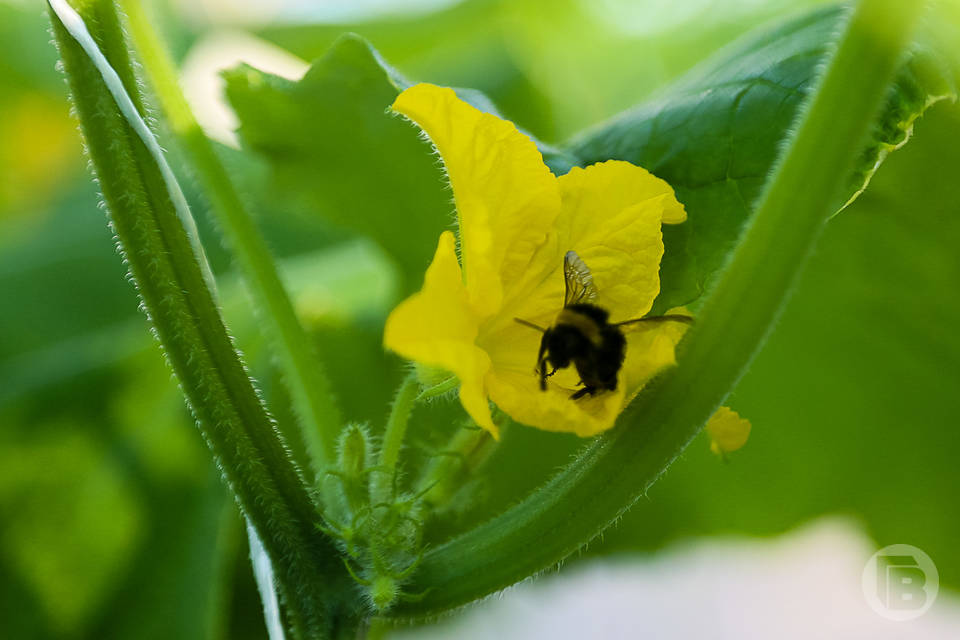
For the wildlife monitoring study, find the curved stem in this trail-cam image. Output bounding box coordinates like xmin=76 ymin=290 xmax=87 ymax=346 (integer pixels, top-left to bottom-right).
xmin=388 ymin=0 xmax=924 ymax=617
xmin=118 ymin=0 xmax=342 ymax=475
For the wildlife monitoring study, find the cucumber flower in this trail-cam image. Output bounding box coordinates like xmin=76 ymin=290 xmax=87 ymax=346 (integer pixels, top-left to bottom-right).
xmin=384 ymin=83 xmax=688 ymax=437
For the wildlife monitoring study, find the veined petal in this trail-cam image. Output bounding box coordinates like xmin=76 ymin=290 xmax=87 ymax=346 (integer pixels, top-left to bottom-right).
xmin=383 ymin=231 xmax=497 ymax=435
xmin=392 ymin=83 xmax=562 ymax=316
xmin=482 ymin=320 xmax=622 ymax=436
xmin=559 ymin=160 xmax=686 ymax=225
xmin=619 ymin=318 xmax=689 ymax=400
xmin=556 ymin=160 xmax=686 ymax=321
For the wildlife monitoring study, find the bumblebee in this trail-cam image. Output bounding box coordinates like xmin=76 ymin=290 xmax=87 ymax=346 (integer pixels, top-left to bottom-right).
xmin=516 ymin=251 xmax=692 ymax=400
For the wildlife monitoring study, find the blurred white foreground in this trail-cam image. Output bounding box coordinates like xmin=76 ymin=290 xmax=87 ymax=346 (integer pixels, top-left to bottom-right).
xmin=392 ymin=519 xmax=960 ymax=639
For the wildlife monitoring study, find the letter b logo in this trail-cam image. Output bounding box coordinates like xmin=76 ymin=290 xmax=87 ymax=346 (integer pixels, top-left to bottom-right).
xmin=863 ymin=544 xmax=938 ymax=621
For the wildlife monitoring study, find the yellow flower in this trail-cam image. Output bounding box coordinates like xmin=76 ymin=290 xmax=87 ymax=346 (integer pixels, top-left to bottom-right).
xmin=384 ymin=83 xmax=688 ymax=438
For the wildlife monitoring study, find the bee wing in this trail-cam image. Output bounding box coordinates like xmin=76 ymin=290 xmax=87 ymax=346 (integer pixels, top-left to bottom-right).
xmin=614 ymin=314 xmax=694 ymax=333
xmin=563 ymin=250 xmax=598 ymax=306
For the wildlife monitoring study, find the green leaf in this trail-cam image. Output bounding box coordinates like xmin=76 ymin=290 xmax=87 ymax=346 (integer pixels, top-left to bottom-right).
xmin=255 ymin=1 xmax=560 ymax=142
xmin=0 ymin=426 xmax=144 ymax=636
xmin=568 ymin=4 xmax=958 ymax=313
xmin=224 ymin=34 xmax=453 ymax=285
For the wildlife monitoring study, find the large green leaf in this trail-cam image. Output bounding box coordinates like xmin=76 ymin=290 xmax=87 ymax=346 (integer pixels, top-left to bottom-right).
xmin=568 ymin=4 xmax=958 ymax=313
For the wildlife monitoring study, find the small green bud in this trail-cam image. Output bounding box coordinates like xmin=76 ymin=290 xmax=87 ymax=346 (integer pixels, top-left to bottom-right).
xmin=338 ymin=423 xmax=370 ymax=481
xmin=369 ymin=574 xmax=399 ymax=611
xmin=336 ymin=423 xmax=372 ymax=510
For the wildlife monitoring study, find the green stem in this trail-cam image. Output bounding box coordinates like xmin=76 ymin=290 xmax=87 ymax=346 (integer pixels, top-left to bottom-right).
xmin=388 ymin=0 xmax=924 ymax=616
xmin=47 ymin=1 xmax=353 ymax=636
xmin=415 ymin=375 xmax=459 ymax=401
xmin=119 ymin=0 xmax=341 ymax=474
xmin=373 ymin=371 xmax=420 ymax=503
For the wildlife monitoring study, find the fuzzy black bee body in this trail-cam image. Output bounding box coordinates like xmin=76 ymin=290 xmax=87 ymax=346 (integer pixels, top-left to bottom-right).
xmin=537 ymin=303 xmax=626 ymax=399
xmin=517 ymin=251 xmax=692 ymax=400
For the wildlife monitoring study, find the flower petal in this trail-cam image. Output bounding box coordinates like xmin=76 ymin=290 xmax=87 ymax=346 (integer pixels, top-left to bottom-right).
xmin=383 ymin=231 xmax=497 ymax=436
xmin=706 ymin=406 xmax=752 ymax=455
xmin=556 ymin=160 xmax=686 ymax=321
xmin=486 ymin=368 xmax=624 ymax=438
xmin=392 ymin=83 xmax=562 ymax=316
xmin=619 ymin=317 xmax=689 ymax=399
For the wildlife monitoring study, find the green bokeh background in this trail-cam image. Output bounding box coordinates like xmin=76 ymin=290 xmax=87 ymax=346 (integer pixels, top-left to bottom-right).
xmin=1 ymin=0 xmax=957 ymax=637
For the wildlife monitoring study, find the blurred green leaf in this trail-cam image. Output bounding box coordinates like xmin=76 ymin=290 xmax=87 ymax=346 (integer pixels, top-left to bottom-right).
xmin=1 ymin=348 xmax=240 ymax=640
xmin=87 ymin=470 xmax=235 ymax=640
xmin=0 ymin=426 xmax=144 ymax=636
xmin=0 ymin=553 xmax=50 ymax=640
xmin=568 ymin=5 xmax=958 ymax=314
xmin=500 ymin=0 xmax=838 ymax=138
xmin=0 ymin=4 xmax=64 ymax=94
xmin=256 ymin=0 xmax=558 ymax=141
xmin=257 ymin=0 xmax=500 ymax=73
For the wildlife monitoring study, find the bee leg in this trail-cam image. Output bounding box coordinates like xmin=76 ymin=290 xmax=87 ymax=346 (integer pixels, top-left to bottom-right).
xmin=536 ymin=338 xmax=549 ymax=391
xmin=539 ymin=366 xmax=560 ymax=391
xmin=570 ymin=386 xmax=594 ymax=400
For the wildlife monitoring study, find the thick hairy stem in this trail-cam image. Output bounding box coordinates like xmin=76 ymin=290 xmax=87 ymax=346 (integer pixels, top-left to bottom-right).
xmin=119 ymin=0 xmax=342 ymax=477
xmin=47 ymin=1 xmax=354 ymax=636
